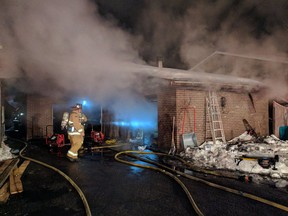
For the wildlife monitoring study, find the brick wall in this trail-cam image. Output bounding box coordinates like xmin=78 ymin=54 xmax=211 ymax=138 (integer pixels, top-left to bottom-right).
xmin=157 ymin=87 xmax=176 ymax=150
xmin=26 ymin=95 xmax=53 ymax=139
xmin=175 ymin=90 xmax=206 ymax=150
xmin=218 ymin=91 xmax=268 ymax=140
xmin=158 ymin=88 xmax=269 ymax=151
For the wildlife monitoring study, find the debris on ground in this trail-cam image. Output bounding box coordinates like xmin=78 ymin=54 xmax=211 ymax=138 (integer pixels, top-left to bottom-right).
xmin=182 ymin=131 xmax=288 ymax=188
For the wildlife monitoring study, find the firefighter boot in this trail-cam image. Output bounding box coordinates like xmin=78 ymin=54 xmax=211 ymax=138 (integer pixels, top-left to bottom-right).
xmin=78 ymin=147 xmax=85 ymax=158
xmin=66 ymin=151 xmax=79 ymax=162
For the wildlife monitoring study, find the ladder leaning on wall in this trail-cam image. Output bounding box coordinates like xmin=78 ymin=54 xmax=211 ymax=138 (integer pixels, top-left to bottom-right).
xmin=205 ymin=91 xmax=226 ymax=144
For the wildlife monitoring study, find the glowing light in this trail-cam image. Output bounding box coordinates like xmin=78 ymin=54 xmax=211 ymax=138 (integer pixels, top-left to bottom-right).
xmin=114 ymin=121 xmax=129 ymax=126
xmin=82 ymin=100 xmax=87 ymax=106
xmin=131 ymin=121 xmax=139 ymax=127
xmin=112 ymin=120 xmax=156 ymax=129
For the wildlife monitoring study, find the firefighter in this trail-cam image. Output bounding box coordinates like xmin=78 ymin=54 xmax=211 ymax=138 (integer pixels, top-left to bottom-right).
xmin=66 ymin=103 xmax=87 ymax=162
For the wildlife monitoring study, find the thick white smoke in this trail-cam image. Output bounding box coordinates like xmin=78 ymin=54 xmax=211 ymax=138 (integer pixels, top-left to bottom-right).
xmin=1 ymin=0 xmax=140 ymax=93
xmin=0 ymin=0 xmax=157 ymax=123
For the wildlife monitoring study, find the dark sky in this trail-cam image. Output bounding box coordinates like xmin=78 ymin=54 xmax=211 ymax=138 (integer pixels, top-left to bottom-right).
xmin=94 ymin=0 xmax=199 ymax=68
xmin=93 ymin=0 xmax=288 ymax=69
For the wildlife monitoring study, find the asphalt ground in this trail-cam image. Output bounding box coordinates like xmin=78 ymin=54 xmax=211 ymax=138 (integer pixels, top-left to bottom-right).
xmin=1 ymin=138 xmax=288 ymax=216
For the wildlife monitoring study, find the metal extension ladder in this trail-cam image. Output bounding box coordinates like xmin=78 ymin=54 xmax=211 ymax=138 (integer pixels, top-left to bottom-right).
xmin=205 ymin=91 xmax=226 ymax=144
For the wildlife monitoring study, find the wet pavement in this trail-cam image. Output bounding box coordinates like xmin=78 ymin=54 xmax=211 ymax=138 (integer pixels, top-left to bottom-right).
xmin=1 ymin=138 xmax=288 ymax=216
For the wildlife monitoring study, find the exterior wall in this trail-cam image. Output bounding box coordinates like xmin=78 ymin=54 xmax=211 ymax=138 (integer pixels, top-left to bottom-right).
xmin=26 ymin=95 xmax=53 ymax=139
xmin=175 ymin=90 xmax=206 ymax=150
xmin=157 ymin=87 xmax=176 ymax=150
xmin=219 ymin=91 xmax=268 ymax=141
xmin=158 ymin=88 xmax=269 ymax=151
xmin=273 ymin=101 xmax=288 ymax=138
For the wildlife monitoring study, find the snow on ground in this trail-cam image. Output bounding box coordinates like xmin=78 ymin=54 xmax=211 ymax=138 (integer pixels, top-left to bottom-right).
xmin=0 ymin=140 xmax=15 ymax=162
xmin=182 ymin=131 xmax=288 ymax=188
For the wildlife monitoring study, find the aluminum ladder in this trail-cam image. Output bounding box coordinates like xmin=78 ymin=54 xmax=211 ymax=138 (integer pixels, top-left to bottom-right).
xmin=205 ymin=91 xmax=226 ymax=144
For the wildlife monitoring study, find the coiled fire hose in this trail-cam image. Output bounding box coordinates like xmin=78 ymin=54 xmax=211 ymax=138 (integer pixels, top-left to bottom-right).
xmin=115 ymin=150 xmax=288 ymax=213
xmin=18 ymin=140 xmax=92 ymax=216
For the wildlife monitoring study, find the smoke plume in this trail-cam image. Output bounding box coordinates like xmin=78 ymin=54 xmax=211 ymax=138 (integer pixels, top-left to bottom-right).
xmin=134 ymin=0 xmax=288 ymax=98
xmin=0 ymin=0 xmax=157 ymax=122
xmin=1 ymin=0 xmax=288 ymax=122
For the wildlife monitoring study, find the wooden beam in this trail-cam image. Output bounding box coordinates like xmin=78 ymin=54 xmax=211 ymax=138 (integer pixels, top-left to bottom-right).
xmin=0 ymin=159 xmax=19 ymax=188
xmin=18 ymin=160 xmax=30 ymax=176
xmin=9 ymin=160 xmax=30 ymax=195
xmin=0 ymin=182 xmax=9 ymax=203
xmin=9 ymin=168 xmax=23 ymax=194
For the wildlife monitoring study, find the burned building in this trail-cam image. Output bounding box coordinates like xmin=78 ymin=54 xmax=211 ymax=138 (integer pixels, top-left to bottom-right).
xmin=144 ymin=64 xmax=268 ymax=152
xmin=0 ymin=63 xmax=276 ymax=153
xmin=157 ymin=84 xmax=268 ymax=152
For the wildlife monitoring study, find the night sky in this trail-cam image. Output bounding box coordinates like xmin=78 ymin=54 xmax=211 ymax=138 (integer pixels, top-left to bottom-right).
xmin=93 ymin=0 xmax=288 ymax=69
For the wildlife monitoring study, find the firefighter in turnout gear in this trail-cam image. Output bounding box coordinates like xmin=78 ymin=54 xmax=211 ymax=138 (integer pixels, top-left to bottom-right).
xmin=66 ymin=103 xmax=87 ymax=162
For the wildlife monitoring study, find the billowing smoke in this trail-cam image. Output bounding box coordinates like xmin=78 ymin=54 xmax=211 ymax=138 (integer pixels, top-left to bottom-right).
xmin=180 ymin=0 xmax=288 ymax=98
xmin=0 ymin=0 xmax=156 ymax=123
xmin=2 ymin=0 xmax=288 ymax=124
xmin=134 ymin=0 xmax=288 ymax=98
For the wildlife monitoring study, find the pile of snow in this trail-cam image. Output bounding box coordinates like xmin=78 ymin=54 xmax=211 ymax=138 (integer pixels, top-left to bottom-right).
xmin=0 ymin=141 xmax=15 ymax=162
xmin=182 ymin=132 xmax=288 ymax=188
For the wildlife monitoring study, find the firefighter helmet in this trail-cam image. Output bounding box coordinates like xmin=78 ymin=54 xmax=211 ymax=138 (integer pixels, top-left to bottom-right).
xmin=72 ymin=103 xmax=82 ymax=110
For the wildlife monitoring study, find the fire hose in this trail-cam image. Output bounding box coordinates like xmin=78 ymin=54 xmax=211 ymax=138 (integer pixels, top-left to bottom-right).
xmin=16 ymin=140 xmax=92 ymax=216
xmin=11 ymin=138 xmax=288 ymax=214
xmin=114 ymin=150 xmax=288 ymax=213
xmin=114 ymin=150 xmax=204 ymax=216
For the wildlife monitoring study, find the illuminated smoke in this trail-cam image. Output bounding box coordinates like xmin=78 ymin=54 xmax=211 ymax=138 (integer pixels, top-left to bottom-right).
xmin=0 ymin=0 xmax=142 ymax=92
xmin=0 ymin=0 xmax=156 ymax=122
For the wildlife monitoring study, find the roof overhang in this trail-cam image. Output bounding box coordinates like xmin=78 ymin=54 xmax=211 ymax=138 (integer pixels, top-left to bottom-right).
xmin=126 ymin=63 xmax=266 ymax=93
